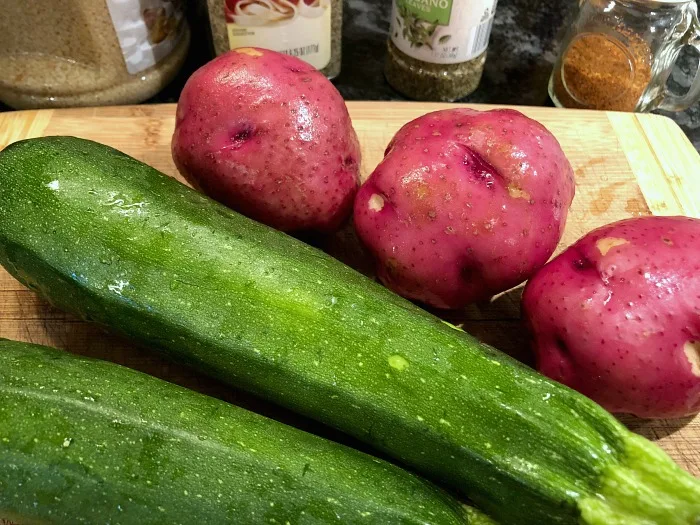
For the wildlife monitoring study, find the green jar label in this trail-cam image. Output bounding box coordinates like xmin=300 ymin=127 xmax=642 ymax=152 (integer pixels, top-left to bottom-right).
xmin=396 ymin=0 xmax=453 ymax=26
xmin=390 ymin=0 xmax=497 ymax=64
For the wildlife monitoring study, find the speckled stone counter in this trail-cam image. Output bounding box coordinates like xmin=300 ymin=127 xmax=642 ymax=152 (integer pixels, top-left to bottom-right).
xmin=337 ymin=0 xmax=700 ymax=151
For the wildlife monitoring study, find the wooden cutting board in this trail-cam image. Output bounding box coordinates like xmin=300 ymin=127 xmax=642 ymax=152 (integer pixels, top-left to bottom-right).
xmin=1 ymin=102 xmax=699 ymax=480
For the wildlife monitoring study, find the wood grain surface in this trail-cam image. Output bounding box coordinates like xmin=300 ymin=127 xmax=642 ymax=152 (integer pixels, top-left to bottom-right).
xmin=0 ymin=102 xmax=699 ymax=480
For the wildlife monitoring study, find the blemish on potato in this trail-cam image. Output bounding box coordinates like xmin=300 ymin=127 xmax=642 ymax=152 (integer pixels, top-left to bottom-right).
xmin=662 ymin=237 xmax=673 ymax=246
xmin=596 ymin=237 xmax=629 ymax=256
xmin=684 ymin=341 xmax=700 ymax=377
xmin=368 ymin=194 xmax=385 ymax=212
xmin=234 ymin=47 xmax=263 ymax=57
xmin=176 ymin=103 xmax=186 ymax=121
xmin=507 ymin=185 xmax=530 ymax=200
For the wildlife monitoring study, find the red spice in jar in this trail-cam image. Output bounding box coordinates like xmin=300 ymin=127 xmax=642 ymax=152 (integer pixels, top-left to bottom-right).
xmin=552 ymin=29 xmax=652 ymax=111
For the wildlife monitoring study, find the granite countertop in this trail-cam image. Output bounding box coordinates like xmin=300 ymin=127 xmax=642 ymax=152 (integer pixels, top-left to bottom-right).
xmin=337 ymin=0 xmax=700 ymax=150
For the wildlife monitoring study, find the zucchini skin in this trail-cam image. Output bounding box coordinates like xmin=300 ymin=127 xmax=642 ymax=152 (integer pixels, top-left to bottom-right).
xmin=0 ymin=339 xmax=469 ymax=525
xmin=0 ymin=137 xmax=697 ymax=524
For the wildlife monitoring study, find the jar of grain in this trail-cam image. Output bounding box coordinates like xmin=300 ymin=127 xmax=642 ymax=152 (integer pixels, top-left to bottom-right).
xmin=549 ymin=0 xmax=700 ymax=112
xmin=0 ymin=0 xmax=190 ymax=110
xmin=385 ymin=0 xmax=497 ymax=102
xmin=206 ymin=0 xmax=342 ymax=79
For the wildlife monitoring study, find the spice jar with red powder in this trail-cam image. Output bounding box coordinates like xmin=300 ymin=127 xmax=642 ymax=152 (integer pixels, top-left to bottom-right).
xmin=549 ymin=0 xmax=700 ymax=113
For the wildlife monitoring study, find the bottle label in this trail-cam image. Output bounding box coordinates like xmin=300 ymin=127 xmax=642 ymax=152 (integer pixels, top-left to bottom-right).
xmin=224 ymin=0 xmax=332 ymax=70
xmin=390 ymin=0 xmax=497 ymax=64
xmin=106 ymin=0 xmax=187 ymax=75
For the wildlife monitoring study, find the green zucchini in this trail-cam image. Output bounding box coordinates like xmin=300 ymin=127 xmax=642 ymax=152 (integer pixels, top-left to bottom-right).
xmin=0 ymin=339 xmax=474 ymax=524
xmin=0 ymin=136 xmax=698 ymax=525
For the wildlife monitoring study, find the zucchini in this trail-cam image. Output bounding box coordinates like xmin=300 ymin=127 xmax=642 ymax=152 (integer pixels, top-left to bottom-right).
xmin=0 ymin=137 xmax=698 ymax=525
xmin=0 ymin=339 xmax=472 ymax=524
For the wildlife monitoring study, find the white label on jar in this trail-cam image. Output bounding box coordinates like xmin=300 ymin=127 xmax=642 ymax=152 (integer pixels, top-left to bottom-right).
xmin=224 ymin=0 xmax=332 ymax=70
xmin=106 ymin=0 xmax=187 ymax=75
xmin=390 ymin=0 xmax=497 ymax=64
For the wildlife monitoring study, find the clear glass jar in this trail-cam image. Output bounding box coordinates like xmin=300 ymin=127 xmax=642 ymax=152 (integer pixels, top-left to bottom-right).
xmin=549 ymin=0 xmax=700 ymax=112
xmin=206 ymin=0 xmax=342 ymax=79
xmin=0 ymin=0 xmax=190 ymax=110
xmin=385 ymin=0 xmax=496 ymax=102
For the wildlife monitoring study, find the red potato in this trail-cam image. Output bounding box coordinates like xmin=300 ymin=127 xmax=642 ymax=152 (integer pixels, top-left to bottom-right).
xmin=523 ymin=216 xmax=700 ymax=419
xmin=353 ymin=108 xmax=575 ymax=309
xmin=172 ymin=47 xmax=361 ymax=232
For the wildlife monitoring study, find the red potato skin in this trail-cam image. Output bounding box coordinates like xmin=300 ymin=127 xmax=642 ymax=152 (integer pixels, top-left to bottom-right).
xmin=171 ymin=48 xmax=361 ymax=232
xmin=353 ymin=108 xmax=575 ymax=309
xmin=522 ymin=216 xmax=700 ymax=419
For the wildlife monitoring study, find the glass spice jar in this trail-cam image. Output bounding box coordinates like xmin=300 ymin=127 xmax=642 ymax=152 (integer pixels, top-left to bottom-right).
xmin=0 ymin=0 xmax=190 ymax=110
xmin=549 ymin=0 xmax=700 ymax=112
xmin=385 ymin=0 xmax=497 ymax=102
xmin=206 ymin=0 xmax=342 ymax=79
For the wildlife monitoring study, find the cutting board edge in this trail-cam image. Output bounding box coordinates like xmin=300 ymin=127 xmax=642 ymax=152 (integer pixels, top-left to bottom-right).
xmin=608 ymin=111 xmax=700 ymax=218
